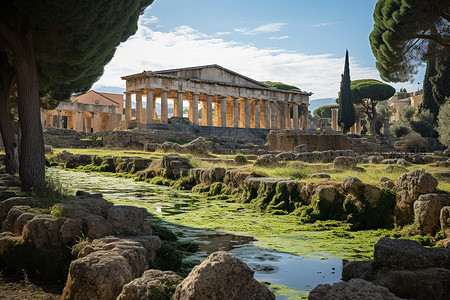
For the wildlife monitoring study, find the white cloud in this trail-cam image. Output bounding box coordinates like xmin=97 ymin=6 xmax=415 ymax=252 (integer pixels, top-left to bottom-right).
xmin=93 ymin=23 xmax=386 ymax=100
xmin=142 ymin=15 xmax=159 ymax=25
xmin=269 ymin=35 xmax=290 ymax=40
xmin=235 ymin=22 xmax=287 ymax=35
xmin=311 ymin=22 xmax=340 ymax=28
xmin=216 ymin=31 xmax=231 ymax=36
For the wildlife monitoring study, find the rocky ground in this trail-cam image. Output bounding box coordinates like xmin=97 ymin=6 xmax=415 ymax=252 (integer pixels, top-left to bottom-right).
xmin=0 ymin=278 xmax=62 ymax=299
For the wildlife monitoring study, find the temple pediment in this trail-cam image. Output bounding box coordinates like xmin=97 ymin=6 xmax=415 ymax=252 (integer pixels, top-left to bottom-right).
xmin=154 ymin=64 xmax=269 ymax=89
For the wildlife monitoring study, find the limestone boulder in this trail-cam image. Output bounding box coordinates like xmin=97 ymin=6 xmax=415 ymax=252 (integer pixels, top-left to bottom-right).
xmin=180 ymin=137 xmax=208 ymax=155
xmin=22 ymin=215 xmax=66 ymax=248
xmin=396 ymin=158 xmax=411 ymax=167
xmin=309 ymin=278 xmax=403 ymax=300
xmin=363 ymin=185 xmax=382 ymax=208
xmin=172 ymin=251 xmax=275 ymax=300
xmin=275 ymin=152 xmax=296 ymax=161
xmin=314 ymin=185 xmax=339 ymax=202
xmin=374 ymin=237 xmax=450 ymax=270
xmin=2 ymin=205 xmax=38 ymax=234
xmin=160 ymin=154 xmax=192 ymax=179
xmin=143 ymin=143 xmax=158 ymax=152
xmin=83 ymin=214 xmax=115 ymax=239
xmin=395 ymin=170 xmax=439 ymax=225
xmin=131 ymin=158 xmax=152 ymax=173
xmin=333 ymin=156 xmax=357 ymax=169
xmin=370 ymin=156 xmax=384 ymax=164
xmin=440 ymin=206 xmax=450 ymax=238
xmin=60 ymin=218 xmax=83 ymax=244
xmin=379 ymin=177 xmax=395 ymax=190
xmin=64 ymin=236 xmax=161 ymax=300
xmin=253 ymin=154 xmax=276 ymax=166
xmin=307 ymin=173 xmax=331 ymax=179
xmin=343 ymin=177 xmax=363 ymax=196
xmin=414 ymin=193 xmax=450 ymax=234
xmin=0 ymin=197 xmax=36 ymax=222
xmin=116 ymin=269 xmax=182 ymax=300
xmin=106 ymin=205 xmax=152 ymax=235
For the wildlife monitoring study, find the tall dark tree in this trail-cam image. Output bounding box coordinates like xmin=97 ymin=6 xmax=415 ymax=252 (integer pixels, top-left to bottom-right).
xmin=430 ymin=49 xmax=450 ymax=107
xmin=338 ymin=50 xmax=356 ymax=134
xmin=370 ymin=0 xmax=449 ymax=82
xmin=350 ymin=79 xmax=395 ymax=135
xmin=0 ymin=0 xmax=154 ymax=190
xmin=422 ymin=59 xmax=440 ymax=118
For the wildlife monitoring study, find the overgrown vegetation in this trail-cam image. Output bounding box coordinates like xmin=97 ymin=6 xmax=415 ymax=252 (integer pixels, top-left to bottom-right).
xmin=32 ymin=173 xmax=69 ymax=208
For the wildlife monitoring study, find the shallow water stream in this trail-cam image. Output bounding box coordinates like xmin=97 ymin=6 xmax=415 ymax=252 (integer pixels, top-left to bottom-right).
xmin=50 ymin=169 xmax=342 ymax=299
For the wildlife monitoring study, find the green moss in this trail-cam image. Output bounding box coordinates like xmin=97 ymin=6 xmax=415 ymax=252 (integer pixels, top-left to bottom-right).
xmin=153 ymin=242 xmax=183 ymax=272
xmin=192 ymin=184 xmax=211 ymax=194
xmin=150 ymin=177 xmax=172 ymax=186
xmin=234 ymin=153 xmax=248 ymax=164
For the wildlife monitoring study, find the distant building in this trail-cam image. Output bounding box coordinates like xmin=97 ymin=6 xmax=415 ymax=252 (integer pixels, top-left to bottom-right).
xmin=42 ymin=90 xmax=123 ymax=132
xmin=388 ymin=90 xmax=423 ymax=121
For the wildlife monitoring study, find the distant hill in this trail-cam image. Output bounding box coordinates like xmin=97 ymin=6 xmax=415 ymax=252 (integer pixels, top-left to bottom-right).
xmin=309 ymin=98 xmax=336 ymax=113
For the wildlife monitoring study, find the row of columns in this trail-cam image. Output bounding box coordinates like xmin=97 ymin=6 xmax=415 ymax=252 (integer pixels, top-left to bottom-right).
xmin=44 ymin=110 xmax=106 ymax=133
xmin=125 ymin=89 xmax=309 ymax=130
xmin=331 ymin=108 xmax=362 ymax=135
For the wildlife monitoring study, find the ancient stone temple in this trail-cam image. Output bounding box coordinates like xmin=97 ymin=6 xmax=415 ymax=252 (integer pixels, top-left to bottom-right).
xmin=41 ymin=90 xmax=123 ymax=132
xmin=121 ymin=65 xmax=311 ymax=130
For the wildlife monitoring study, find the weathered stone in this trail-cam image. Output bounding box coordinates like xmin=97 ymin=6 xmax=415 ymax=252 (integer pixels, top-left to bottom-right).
xmin=0 ymin=197 xmax=36 ymax=223
xmin=379 ymin=177 xmax=395 ymax=190
xmin=309 ymin=278 xmax=403 ymax=300
xmin=333 ymin=156 xmax=357 ymax=169
xmin=343 ymin=177 xmax=363 ymax=196
xmin=60 ymin=218 xmax=83 ymax=244
xmin=275 ymin=152 xmax=295 ymax=161
xmin=293 ymin=144 xmax=307 ymax=153
xmin=106 ymin=206 xmax=151 ymax=235
xmin=307 ymin=173 xmax=331 ymax=179
xmin=2 ymin=206 xmax=38 ymax=234
xmin=396 ymin=158 xmax=411 ymax=167
xmin=22 ymin=215 xmax=66 ymax=249
xmin=414 ymin=193 xmax=450 ymax=234
xmin=143 ymin=143 xmax=158 ymax=152
xmin=180 ymin=137 xmax=208 ymax=155
xmin=370 ymin=156 xmax=384 ymax=164
xmin=364 ymin=185 xmax=382 ymax=208
xmin=64 ymin=236 xmax=158 ymax=300
xmin=314 ymin=185 xmax=339 ymax=202
xmin=117 ymin=269 xmax=182 ymax=300
xmin=253 ymin=154 xmax=275 ymax=166
xmin=172 ymin=251 xmax=275 ymax=300
xmin=374 ymin=237 xmax=450 ymax=270
xmin=440 ymin=206 xmax=450 ymax=238
xmin=83 ymin=214 xmax=115 ymax=239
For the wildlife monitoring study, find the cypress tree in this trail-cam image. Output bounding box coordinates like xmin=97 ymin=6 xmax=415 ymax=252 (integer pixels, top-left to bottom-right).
xmin=422 ymin=59 xmax=439 ymax=119
xmin=338 ymin=50 xmax=356 ymax=133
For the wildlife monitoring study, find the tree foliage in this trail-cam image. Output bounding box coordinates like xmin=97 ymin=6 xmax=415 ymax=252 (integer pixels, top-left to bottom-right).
xmin=437 ymin=100 xmax=450 ymax=147
xmin=0 ymin=0 xmax=154 ymax=190
xmin=313 ymin=104 xmax=339 ymax=118
xmin=421 ymin=58 xmax=440 ymax=118
xmin=369 ymin=0 xmax=450 ymax=82
xmin=338 ymin=50 xmax=356 ymax=133
xmin=350 ymin=79 xmax=395 ymax=135
xmin=430 ymin=49 xmax=450 ymax=107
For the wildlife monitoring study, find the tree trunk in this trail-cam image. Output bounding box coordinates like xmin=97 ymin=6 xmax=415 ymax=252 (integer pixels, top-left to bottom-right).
xmin=0 ymin=92 xmax=20 ymax=176
xmin=0 ymin=22 xmax=45 ymax=191
xmin=0 ymin=52 xmax=20 ymax=175
xmin=369 ymin=104 xmax=378 ymax=136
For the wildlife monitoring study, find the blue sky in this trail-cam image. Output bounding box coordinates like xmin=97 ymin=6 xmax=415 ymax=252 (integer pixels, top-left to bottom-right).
xmin=93 ymin=0 xmax=425 ymax=100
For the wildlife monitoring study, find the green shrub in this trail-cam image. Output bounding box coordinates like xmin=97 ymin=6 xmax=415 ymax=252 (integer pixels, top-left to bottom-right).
xmin=154 ymin=243 xmax=183 ymax=271
xmin=401 ymin=132 xmax=428 ymax=152
xmin=33 ymin=175 xmax=69 ymax=208
xmin=437 ymin=101 xmax=450 ymax=147
xmin=234 ymin=154 xmax=247 ymax=164
xmin=390 ymin=123 xmax=411 ymax=137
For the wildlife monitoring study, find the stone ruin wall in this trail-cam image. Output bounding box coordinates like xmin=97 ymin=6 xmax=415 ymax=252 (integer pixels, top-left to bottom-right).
xmin=267 ymin=130 xmax=352 ymax=152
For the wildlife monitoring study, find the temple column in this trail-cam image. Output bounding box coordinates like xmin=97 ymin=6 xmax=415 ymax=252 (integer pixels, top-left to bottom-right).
xmin=244 ymin=98 xmax=250 ymax=128
xmin=239 ymin=99 xmax=245 ymax=127
xmin=75 ymin=111 xmax=83 ymax=131
xmin=136 ymin=90 xmax=143 ymax=123
xmin=57 ymin=110 xmax=62 ymax=128
xmin=201 ymin=101 xmax=207 ymax=125
xmin=292 ymin=103 xmax=299 ymax=130
xmin=45 ymin=113 xmax=52 ymax=128
xmin=153 ymin=99 xmax=156 ymax=120
xmin=214 ymin=101 xmax=220 ymax=127
xmin=301 ymin=104 xmax=308 ymax=130
xmin=264 ymin=100 xmax=270 ymax=129
xmin=285 ymin=103 xmax=291 ymax=129
xmin=226 ymin=98 xmax=233 ymax=127
xmin=92 ymin=112 xmax=99 ymax=132
xmin=279 ymin=102 xmax=285 ymax=129
xmin=192 ymin=93 xmax=199 ymax=125
xmin=233 ymin=97 xmax=239 ymax=127
xmin=271 ymin=101 xmax=278 ymax=129
xmin=250 ymin=99 xmax=256 ymax=128
xmin=254 ymin=99 xmax=260 ymax=129
xmin=177 ymin=91 xmax=184 ymax=117
xmin=356 ymin=114 xmax=361 ymax=135
xmin=124 ymin=92 xmax=132 ymax=122
xmin=331 ymin=108 xmax=338 ymax=131
xmin=206 ymin=95 xmax=213 ymax=126
xmin=161 ymin=90 xmax=168 ymax=124
xmin=146 ymin=89 xmax=154 ymax=123
xmin=220 ymin=96 xmax=227 ymax=127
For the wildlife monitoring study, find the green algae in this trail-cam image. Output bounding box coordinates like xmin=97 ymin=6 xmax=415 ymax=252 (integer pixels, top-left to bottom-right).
xmin=267 ymin=283 xmax=308 ymax=299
